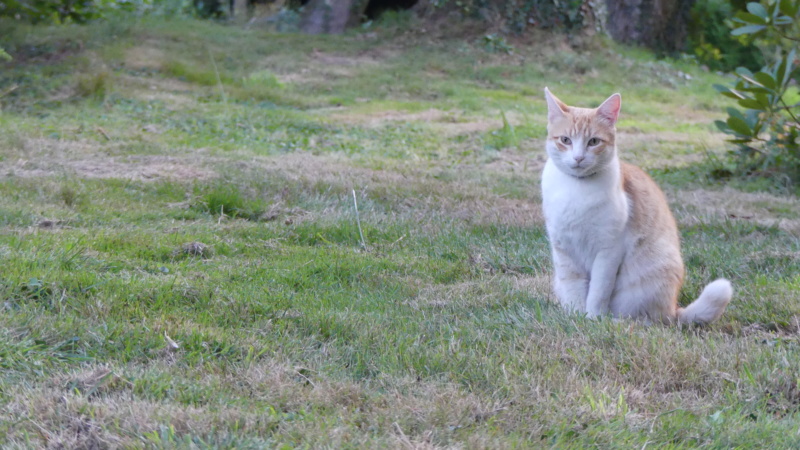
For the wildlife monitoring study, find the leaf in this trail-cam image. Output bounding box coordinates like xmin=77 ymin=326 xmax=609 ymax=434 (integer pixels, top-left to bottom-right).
xmin=736 ymin=67 xmax=755 ymax=78
xmin=736 ymin=11 xmax=769 ymax=24
xmin=727 ymin=107 xmax=747 ymax=122
xmin=747 ymin=2 xmax=769 ymax=19
xmin=713 ymin=84 xmax=729 ymax=93
xmin=715 ymin=85 xmax=746 ymax=99
xmin=777 ymin=55 xmax=788 ymax=87
xmin=732 ymin=24 xmax=767 ymax=35
xmin=774 ymin=15 xmax=794 ymax=25
xmin=739 ymin=85 xmax=772 ymax=95
xmin=785 ymin=48 xmax=797 ymax=86
xmin=720 ymin=90 xmax=747 ymax=100
xmin=768 ymin=0 xmax=780 ymax=18
xmin=780 ymin=0 xmax=799 ymax=17
xmin=720 ymin=90 xmax=747 ymax=99
xmin=745 ymin=110 xmax=763 ymax=129
xmin=754 ymin=92 xmax=772 ymax=108
xmin=738 ymin=98 xmax=767 ymax=110
xmin=754 ymin=71 xmax=777 ymax=89
xmin=727 ymin=116 xmax=753 ymax=136
xmin=736 ymin=72 xmax=768 ymax=89
xmin=715 ymin=120 xmax=734 ymax=133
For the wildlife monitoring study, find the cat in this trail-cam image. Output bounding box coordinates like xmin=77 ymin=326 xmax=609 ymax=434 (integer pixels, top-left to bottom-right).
xmin=541 ymin=87 xmax=732 ymax=324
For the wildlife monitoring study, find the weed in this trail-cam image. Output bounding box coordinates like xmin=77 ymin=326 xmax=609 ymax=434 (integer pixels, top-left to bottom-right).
xmin=162 ymin=60 xmax=229 ymax=86
xmin=59 ymin=183 xmax=86 ymax=208
xmin=482 ymin=34 xmax=514 ymax=54
xmin=488 ymin=110 xmax=519 ymax=149
xmin=75 ymin=71 xmax=110 ymax=101
xmin=193 ymin=182 xmax=266 ymax=220
xmin=242 ymin=70 xmax=283 ymax=90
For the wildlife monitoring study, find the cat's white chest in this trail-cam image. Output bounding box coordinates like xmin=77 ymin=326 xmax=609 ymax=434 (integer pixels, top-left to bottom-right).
xmin=541 ymin=159 xmax=628 ymax=267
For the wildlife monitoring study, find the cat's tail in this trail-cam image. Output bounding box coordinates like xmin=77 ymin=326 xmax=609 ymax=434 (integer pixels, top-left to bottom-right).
xmin=677 ymin=279 xmax=733 ymax=324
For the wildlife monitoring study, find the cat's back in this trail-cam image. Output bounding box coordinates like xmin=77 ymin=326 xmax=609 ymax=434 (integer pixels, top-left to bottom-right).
xmin=620 ymin=162 xmax=679 ymax=242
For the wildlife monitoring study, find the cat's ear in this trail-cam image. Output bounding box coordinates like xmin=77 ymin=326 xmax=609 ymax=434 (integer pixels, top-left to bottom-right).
xmin=597 ymin=93 xmax=621 ymax=125
xmin=544 ymin=87 xmax=569 ymax=122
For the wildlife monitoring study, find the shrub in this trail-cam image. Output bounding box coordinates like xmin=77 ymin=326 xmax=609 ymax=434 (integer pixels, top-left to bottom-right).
xmin=688 ymin=0 xmax=762 ymax=71
xmin=0 ymin=0 xmax=197 ymax=24
xmin=430 ymin=0 xmax=593 ymax=33
xmin=713 ymin=0 xmax=800 ymax=186
xmin=0 ymin=0 xmax=102 ymax=23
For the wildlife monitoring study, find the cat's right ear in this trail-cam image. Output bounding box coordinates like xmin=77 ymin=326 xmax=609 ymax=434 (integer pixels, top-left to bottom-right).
xmin=597 ymin=93 xmax=621 ymax=125
xmin=544 ymin=87 xmax=568 ymax=122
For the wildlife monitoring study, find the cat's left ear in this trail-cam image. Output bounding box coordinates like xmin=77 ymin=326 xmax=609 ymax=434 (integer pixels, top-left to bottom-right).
xmin=597 ymin=93 xmax=621 ymax=125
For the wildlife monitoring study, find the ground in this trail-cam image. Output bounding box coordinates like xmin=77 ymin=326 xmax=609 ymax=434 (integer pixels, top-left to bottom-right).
xmin=1 ymin=16 xmax=800 ymax=448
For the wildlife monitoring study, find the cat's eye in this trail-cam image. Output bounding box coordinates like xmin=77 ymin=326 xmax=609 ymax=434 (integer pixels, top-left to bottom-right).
xmin=588 ymin=137 xmax=600 ymax=146
xmin=560 ymin=136 xmax=572 ymax=145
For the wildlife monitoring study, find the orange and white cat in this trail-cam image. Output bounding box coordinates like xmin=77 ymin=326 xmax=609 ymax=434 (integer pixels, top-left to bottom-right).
xmin=541 ymin=88 xmax=732 ymax=323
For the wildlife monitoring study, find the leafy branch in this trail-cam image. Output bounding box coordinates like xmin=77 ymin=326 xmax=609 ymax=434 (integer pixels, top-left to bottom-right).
xmin=714 ymin=0 xmax=800 ymax=182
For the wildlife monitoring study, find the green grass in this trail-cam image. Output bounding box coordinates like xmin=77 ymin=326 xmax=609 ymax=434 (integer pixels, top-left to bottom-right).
xmin=1 ymin=15 xmax=800 ymax=447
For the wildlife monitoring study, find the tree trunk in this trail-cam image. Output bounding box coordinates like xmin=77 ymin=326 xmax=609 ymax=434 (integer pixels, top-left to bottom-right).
xmin=300 ymin=0 xmax=368 ymax=34
xmin=232 ymin=0 xmax=249 ymax=22
xmin=605 ymin=0 xmax=695 ymax=53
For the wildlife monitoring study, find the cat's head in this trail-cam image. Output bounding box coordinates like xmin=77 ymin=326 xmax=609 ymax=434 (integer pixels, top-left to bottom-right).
xmin=543 ymin=88 xmax=621 ymax=178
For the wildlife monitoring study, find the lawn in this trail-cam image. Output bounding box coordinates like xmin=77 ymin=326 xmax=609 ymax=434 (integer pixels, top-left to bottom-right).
xmin=1 ymin=15 xmax=800 ymax=448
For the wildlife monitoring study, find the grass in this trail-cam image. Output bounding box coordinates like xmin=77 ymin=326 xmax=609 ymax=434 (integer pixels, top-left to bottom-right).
xmin=1 ymin=15 xmax=800 ymax=447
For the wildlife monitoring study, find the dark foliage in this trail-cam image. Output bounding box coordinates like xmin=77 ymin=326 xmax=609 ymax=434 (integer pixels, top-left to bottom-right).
xmin=714 ymin=0 xmax=800 ymax=186
xmin=688 ymin=0 xmax=762 ymax=71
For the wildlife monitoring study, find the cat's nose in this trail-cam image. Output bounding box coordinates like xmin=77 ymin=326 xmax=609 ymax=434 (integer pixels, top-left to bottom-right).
xmin=573 ymin=155 xmax=585 ymax=164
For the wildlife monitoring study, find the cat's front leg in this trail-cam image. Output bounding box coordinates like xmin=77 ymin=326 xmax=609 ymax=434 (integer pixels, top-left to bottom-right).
xmin=584 ymin=249 xmax=624 ymax=318
xmin=551 ymin=248 xmax=589 ymax=312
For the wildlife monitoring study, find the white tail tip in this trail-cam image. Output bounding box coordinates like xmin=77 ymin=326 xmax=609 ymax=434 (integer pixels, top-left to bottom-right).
xmin=678 ymin=279 xmax=733 ymax=324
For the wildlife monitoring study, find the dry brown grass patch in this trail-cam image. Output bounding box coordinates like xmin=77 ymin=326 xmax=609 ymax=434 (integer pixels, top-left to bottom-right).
xmin=409 ymin=280 xmax=499 ymax=309
xmin=252 ymin=152 xmax=544 ymax=226
xmin=672 ymin=188 xmax=800 ymax=231
xmin=71 ymin=155 xmax=217 ymax=181
xmin=328 ymin=108 xmax=509 ymax=137
xmin=124 ymin=45 xmax=166 ymax=71
xmin=118 ymin=74 xmax=199 ymax=108
xmin=481 ymin=147 xmax=546 ymax=174
xmin=0 ymin=135 xmax=217 ymax=182
xmin=272 ymin=50 xmax=388 ymax=84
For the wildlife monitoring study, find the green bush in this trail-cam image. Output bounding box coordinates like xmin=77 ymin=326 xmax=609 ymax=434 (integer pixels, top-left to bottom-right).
xmin=431 ymin=0 xmax=591 ymax=33
xmin=0 ymin=0 xmax=196 ymax=24
xmin=191 ymin=0 xmax=228 ymax=18
xmin=0 ymin=0 xmax=101 ymax=23
xmin=714 ymin=0 xmax=800 ymax=186
xmin=688 ymin=0 xmax=762 ymax=71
